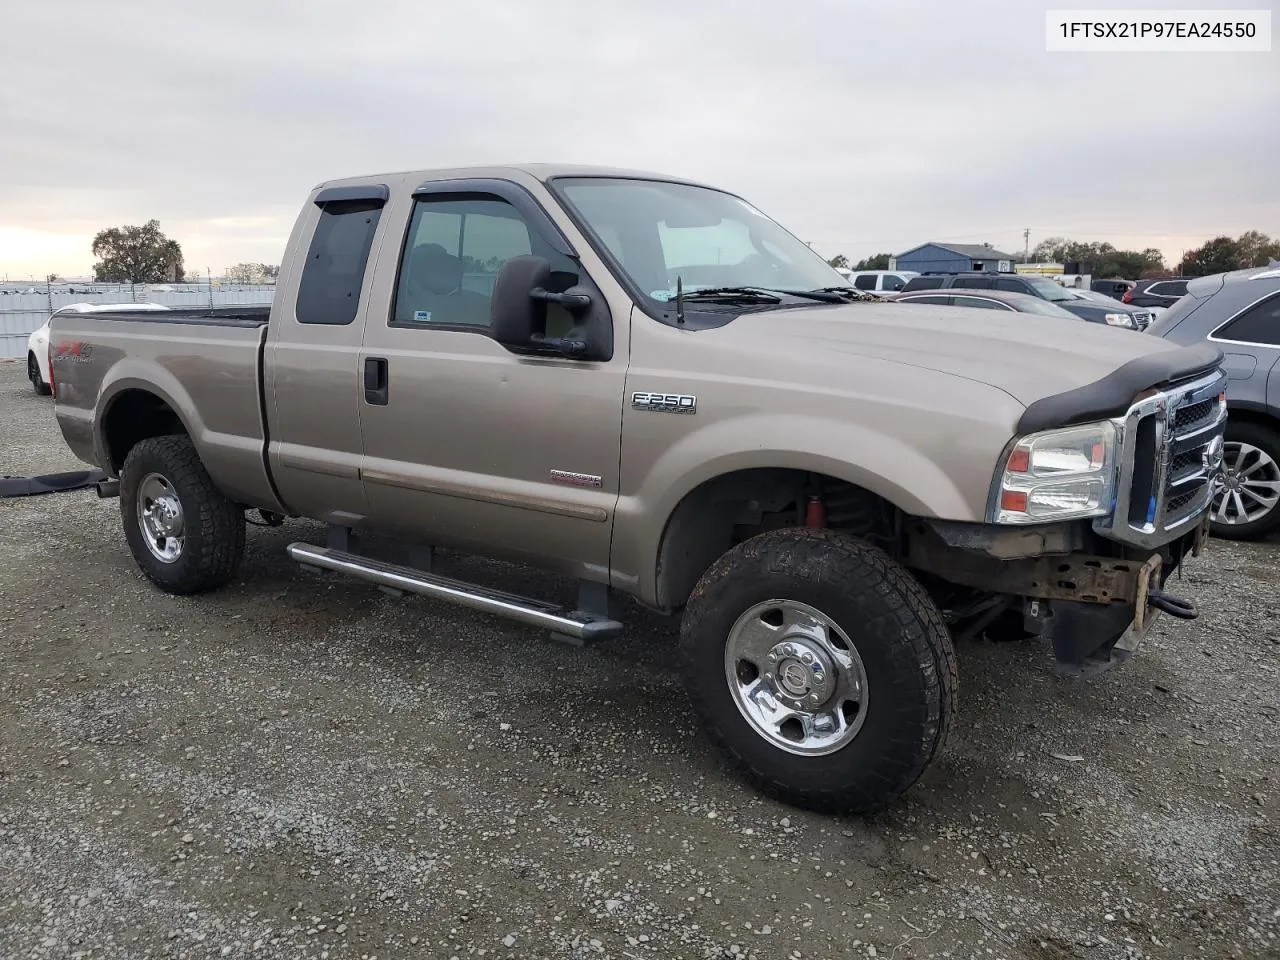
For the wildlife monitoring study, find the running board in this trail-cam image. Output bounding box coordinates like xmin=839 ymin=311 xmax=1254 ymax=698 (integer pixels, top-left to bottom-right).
xmin=287 ymin=542 xmax=625 ymax=643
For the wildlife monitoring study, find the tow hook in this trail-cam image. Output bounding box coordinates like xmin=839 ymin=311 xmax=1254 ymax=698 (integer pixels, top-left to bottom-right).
xmin=1148 ymin=589 xmax=1198 ymax=620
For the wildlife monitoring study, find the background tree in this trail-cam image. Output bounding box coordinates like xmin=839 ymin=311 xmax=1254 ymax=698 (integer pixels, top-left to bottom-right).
xmin=92 ymin=220 xmax=184 ymax=283
xmin=826 ymin=254 xmax=850 ymax=270
xmin=226 ymin=263 xmax=259 ymax=284
xmin=1179 ymin=236 xmax=1242 ymax=277
xmin=1234 ymin=230 xmax=1280 ymax=267
xmin=852 ymin=253 xmax=893 ymax=271
xmin=1030 ymin=237 xmax=1165 ymax=278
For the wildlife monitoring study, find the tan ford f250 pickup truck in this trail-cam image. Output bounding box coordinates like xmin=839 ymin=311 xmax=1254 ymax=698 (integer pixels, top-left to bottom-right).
xmin=50 ymin=164 xmax=1227 ymax=813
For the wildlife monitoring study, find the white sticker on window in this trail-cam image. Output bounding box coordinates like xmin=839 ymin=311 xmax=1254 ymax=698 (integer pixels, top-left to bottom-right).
xmin=413 ymin=310 xmax=432 ymax=322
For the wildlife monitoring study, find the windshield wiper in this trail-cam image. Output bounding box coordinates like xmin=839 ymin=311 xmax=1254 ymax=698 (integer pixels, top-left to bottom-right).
xmin=673 ymin=286 xmax=783 ymax=303
xmin=799 ymin=287 xmax=888 ymax=303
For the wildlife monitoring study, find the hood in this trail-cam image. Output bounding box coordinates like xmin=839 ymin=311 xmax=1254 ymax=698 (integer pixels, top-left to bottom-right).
xmin=727 ymin=301 xmax=1183 ymax=408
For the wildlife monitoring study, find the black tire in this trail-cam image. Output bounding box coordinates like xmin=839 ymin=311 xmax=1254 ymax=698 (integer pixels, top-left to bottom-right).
xmin=680 ymin=527 xmax=957 ymax=814
xmin=28 ymin=353 xmax=51 ymax=396
xmin=1210 ymin=420 xmax=1280 ymax=541
xmin=119 ymin=435 xmax=245 ymax=594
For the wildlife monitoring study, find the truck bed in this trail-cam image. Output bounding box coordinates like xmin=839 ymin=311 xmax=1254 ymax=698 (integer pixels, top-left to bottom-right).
xmin=49 ymin=305 xmax=281 ymax=512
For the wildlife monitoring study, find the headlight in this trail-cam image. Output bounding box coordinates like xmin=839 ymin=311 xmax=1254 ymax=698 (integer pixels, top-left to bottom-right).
xmin=1104 ymin=313 xmax=1135 ymax=327
xmin=990 ymin=421 xmax=1118 ymax=524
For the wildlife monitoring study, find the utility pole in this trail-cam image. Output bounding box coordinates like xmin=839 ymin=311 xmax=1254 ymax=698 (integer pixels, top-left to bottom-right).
xmin=1023 ymin=228 xmax=1030 ymax=263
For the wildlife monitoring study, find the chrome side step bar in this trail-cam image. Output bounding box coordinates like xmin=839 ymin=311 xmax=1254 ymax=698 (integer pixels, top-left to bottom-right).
xmin=287 ymin=542 xmax=625 ymax=643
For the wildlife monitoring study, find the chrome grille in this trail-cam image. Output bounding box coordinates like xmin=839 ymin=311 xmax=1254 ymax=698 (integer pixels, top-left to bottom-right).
xmin=1131 ymin=311 xmax=1154 ymax=330
xmin=1094 ymin=371 xmax=1227 ymax=548
xmin=1172 ymin=398 xmax=1216 ymax=433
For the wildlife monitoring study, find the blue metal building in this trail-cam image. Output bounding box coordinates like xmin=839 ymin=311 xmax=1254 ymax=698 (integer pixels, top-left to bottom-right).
xmin=891 ymin=242 xmax=1017 ymax=275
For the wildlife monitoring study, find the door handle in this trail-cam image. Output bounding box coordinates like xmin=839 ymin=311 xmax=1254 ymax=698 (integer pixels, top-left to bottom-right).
xmin=364 ymin=357 xmax=389 ymax=405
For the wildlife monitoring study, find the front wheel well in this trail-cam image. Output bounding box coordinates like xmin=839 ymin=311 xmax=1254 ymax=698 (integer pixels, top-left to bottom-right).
xmin=653 ymin=468 xmax=900 ymax=609
xmin=101 ymin=389 xmax=189 ymax=473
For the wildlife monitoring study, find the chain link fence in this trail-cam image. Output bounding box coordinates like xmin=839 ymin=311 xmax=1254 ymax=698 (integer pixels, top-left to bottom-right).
xmin=0 ymin=281 xmax=275 ymax=358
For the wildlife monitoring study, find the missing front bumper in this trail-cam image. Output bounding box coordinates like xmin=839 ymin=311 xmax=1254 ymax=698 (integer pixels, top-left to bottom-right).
xmin=1029 ymin=550 xmax=1201 ymax=678
xmin=909 ymin=514 xmax=1210 ymax=677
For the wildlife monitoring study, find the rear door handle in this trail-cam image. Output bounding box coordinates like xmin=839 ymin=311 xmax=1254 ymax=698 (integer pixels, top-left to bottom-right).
xmin=364 ymin=357 xmax=389 ymax=405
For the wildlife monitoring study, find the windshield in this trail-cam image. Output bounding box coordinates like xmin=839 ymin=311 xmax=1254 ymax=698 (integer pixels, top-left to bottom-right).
xmin=553 ymin=178 xmax=849 ymax=304
xmin=1020 ymin=276 xmax=1075 ymax=301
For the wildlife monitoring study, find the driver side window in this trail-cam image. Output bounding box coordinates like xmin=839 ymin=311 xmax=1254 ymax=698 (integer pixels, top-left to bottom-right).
xmin=393 ymin=196 xmax=573 ymax=329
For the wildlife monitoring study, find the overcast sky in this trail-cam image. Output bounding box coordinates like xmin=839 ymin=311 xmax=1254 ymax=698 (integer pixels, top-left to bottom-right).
xmin=1 ymin=0 xmax=1276 ymax=279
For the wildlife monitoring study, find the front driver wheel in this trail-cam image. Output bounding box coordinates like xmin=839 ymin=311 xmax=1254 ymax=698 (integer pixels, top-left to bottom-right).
xmin=1210 ymin=421 xmax=1280 ymax=541
xmin=679 ymin=527 xmax=957 ymax=814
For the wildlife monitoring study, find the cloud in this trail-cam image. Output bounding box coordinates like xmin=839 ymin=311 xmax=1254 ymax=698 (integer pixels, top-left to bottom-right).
xmin=0 ymin=0 xmax=1275 ymax=275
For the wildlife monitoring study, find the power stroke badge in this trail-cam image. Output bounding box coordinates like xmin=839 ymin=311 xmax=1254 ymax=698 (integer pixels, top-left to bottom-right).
xmin=631 ymin=392 xmax=697 ymax=414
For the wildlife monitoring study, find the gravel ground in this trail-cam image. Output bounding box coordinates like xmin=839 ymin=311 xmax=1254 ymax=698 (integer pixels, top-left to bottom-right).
xmin=1 ymin=360 xmax=1277 ymax=960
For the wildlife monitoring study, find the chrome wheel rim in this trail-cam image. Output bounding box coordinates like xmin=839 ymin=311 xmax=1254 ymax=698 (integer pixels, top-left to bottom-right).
xmin=137 ymin=472 xmax=185 ymax=563
xmin=724 ymin=600 xmax=869 ymax=756
xmin=1213 ymin=441 xmax=1280 ymax=526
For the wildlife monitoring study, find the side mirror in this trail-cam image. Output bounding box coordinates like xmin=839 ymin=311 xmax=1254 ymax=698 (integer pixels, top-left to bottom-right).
xmin=490 ymin=255 xmax=595 ymax=357
xmin=491 ymin=254 xmax=551 ymax=347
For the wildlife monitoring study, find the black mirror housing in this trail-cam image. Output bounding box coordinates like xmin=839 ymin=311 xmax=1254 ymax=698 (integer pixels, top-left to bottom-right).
xmin=491 ymin=255 xmax=552 ymax=348
xmin=490 ymin=255 xmax=614 ymax=362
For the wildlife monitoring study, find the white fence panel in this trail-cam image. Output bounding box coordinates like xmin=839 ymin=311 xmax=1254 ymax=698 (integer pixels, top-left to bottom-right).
xmin=0 ymin=285 xmax=275 ymax=358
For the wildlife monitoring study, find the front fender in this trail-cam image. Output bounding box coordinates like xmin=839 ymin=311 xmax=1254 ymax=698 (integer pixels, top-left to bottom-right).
xmin=612 ymin=410 xmax=1013 ymax=605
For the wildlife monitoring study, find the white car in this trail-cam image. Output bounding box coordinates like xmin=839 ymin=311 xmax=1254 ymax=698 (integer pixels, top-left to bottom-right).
xmin=846 ymin=270 xmax=920 ymax=294
xmin=27 ymin=302 xmax=169 ymax=395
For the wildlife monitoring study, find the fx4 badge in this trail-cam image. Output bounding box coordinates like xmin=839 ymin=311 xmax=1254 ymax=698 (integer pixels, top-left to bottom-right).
xmin=631 ymin=391 xmax=697 ymax=414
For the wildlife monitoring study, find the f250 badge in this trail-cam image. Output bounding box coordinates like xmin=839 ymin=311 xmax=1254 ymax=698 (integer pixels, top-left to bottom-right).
xmin=631 ymin=391 xmax=697 ymax=414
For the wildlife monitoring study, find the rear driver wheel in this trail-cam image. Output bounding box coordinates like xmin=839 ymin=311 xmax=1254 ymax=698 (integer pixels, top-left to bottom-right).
xmin=119 ymin=435 xmax=245 ymax=594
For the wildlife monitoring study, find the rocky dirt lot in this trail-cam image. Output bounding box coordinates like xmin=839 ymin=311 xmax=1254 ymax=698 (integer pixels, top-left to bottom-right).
xmin=1 ymin=362 xmax=1277 ymax=960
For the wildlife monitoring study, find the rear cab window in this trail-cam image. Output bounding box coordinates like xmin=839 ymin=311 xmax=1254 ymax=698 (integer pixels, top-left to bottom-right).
xmin=296 ymin=194 xmax=386 ymax=325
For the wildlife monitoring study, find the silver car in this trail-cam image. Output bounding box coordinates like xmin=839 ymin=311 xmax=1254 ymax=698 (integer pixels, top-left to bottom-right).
xmin=1148 ymin=264 xmax=1280 ymax=539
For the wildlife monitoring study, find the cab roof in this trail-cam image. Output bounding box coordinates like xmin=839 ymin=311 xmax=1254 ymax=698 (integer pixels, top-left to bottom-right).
xmin=314 ymin=163 xmax=717 ymax=193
